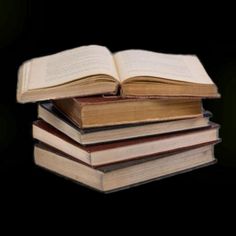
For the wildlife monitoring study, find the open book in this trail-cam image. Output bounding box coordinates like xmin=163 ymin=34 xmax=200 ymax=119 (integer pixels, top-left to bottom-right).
xmin=17 ymin=45 xmax=220 ymax=103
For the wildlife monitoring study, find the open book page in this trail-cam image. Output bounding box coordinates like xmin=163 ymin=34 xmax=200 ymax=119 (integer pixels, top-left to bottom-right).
xmin=26 ymin=45 xmax=119 ymax=90
xmin=114 ymin=50 xmax=214 ymax=84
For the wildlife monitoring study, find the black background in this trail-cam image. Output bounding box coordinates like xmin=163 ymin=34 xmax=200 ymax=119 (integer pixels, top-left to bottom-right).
xmin=0 ymin=0 xmax=236 ymax=213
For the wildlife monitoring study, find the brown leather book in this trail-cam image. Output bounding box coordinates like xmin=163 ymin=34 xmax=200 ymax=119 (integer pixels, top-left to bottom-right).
xmin=53 ymin=96 xmax=203 ymax=128
xmin=38 ymin=101 xmax=211 ymax=145
xmin=34 ymin=142 xmax=217 ymax=192
xmin=33 ymin=120 xmax=220 ymax=166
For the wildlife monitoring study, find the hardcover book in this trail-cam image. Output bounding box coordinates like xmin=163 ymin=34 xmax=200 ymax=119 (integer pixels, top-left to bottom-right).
xmin=53 ymin=96 xmax=203 ymax=128
xmin=38 ymin=101 xmax=210 ymax=144
xmin=33 ymin=120 xmax=219 ymax=166
xmin=34 ymin=142 xmax=217 ymax=192
xmin=17 ymin=45 xmax=219 ymax=103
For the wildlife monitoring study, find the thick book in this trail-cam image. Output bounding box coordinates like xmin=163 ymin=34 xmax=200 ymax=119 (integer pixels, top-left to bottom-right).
xmin=32 ymin=120 xmax=219 ymax=166
xmin=17 ymin=45 xmax=219 ymax=103
xmin=34 ymin=142 xmax=217 ymax=192
xmin=53 ymin=96 xmax=203 ymax=128
xmin=38 ymin=101 xmax=210 ymax=144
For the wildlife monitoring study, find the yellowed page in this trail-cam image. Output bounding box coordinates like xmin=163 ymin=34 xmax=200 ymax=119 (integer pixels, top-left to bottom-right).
xmin=114 ymin=49 xmax=214 ymax=84
xmin=24 ymin=45 xmax=119 ymax=90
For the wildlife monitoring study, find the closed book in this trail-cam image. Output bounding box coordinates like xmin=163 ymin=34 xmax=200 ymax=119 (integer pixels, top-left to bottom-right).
xmin=33 ymin=120 xmax=220 ymax=166
xmin=53 ymin=96 xmax=203 ymax=128
xmin=34 ymin=142 xmax=217 ymax=192
xmin=38 ymin=101 xmax=210 ymax=144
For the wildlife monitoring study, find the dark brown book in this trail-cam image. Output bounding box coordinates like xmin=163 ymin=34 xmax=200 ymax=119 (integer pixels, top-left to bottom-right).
xmin=33 ymin=120 xmax=220 ymax=166
xmin=34 ymin=142 xmax=217 ymax=192
xmin=38 ymin=101 xmax=210 ymax=144
xmin=53 ymin=96 xmax=203 ymax=128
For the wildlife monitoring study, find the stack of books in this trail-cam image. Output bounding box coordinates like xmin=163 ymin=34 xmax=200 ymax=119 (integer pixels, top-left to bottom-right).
xmin=17 ymin=45 xmax=221 ymax=192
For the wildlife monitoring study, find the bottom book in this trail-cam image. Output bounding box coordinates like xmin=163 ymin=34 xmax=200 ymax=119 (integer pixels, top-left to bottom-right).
xmin=34 ymin=143 xmax=217 ymax=193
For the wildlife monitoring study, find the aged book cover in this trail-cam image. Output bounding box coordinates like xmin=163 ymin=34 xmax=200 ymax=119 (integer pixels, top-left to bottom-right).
xmin=38 ymin=101 xmax=210 ymax=144
xmin=34 ymin=142 xmax=217 ymax=192
xmin=53 ymin=96 xmax=203 ymax=128
xmin=33 ymin=120 xmax=220 ymax=166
